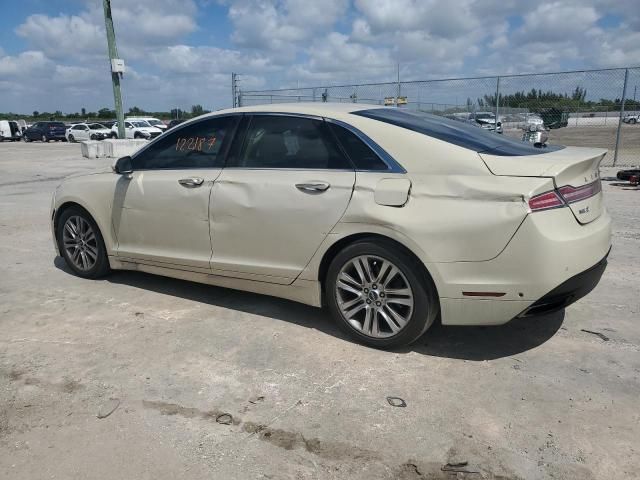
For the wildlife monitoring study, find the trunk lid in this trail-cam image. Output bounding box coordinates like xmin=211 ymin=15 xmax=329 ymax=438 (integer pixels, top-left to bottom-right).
xmin=480 ymin=146 xmax=606 ymax=224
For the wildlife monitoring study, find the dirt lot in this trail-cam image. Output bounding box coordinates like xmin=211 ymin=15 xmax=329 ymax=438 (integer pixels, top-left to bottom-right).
xmin=1 ymin=142 xmax=639 ymax=480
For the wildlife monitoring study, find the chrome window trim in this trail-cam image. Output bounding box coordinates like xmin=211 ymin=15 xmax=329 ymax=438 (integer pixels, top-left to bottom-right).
xmin=127 ymin=111 xmax=406 ymax=174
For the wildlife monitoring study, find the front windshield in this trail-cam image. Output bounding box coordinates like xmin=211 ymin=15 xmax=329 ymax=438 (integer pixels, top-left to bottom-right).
xmin=133 ymin=121 xmax=150 ymax=128
xmin=475 ymin=113 xmax=494 ymax=120
xmin=90 ymin=124 xmax=106 ymax=130
xmin=146 ymin=119 xmax=163 ymax=126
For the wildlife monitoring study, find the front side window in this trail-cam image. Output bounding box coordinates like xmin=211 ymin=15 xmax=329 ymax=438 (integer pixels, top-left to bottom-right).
xmin=131 ymin=116 xmax=237 ymax=170
xmin=234 ymin=115 xmax=351 ymax=170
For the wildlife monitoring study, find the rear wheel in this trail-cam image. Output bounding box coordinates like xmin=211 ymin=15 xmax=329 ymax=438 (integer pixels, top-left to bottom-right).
xmin=325 ymin=240 xmax=438 ymax=349
xmin=110 ymin=133 xmax=117 ymax=139
xmin=631 ymin=118 xmax=637 ymax=124
xmin=56 ymin=207 xmax=110 ymax=279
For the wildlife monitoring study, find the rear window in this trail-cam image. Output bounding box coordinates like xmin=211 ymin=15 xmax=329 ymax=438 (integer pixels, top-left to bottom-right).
xmin=49 ymin=122 xmax=65 ymax=127
xmin=353 ymin=108 xmax=564 ymax=156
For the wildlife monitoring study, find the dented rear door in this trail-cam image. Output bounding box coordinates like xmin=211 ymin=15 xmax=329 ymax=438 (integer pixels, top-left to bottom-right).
xmin=209 ymin=114 xmax=355 ymax=284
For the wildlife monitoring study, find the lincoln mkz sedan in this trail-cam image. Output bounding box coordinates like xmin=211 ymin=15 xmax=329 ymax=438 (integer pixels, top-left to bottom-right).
xmin=51 ymin=104 xmax=611 ymax=348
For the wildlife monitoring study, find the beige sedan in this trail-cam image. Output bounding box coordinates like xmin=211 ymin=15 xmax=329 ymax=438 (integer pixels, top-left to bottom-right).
xmin=51 ymin=103 xmax=611 ymax=348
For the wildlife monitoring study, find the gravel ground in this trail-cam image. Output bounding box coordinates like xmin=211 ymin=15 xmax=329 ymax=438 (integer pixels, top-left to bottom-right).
xmin=1 ymin=141 xmax=639 ymax=480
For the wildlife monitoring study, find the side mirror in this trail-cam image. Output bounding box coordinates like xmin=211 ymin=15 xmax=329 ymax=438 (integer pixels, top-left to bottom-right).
xmin=113 ymin=156 xmax=133 ymax=175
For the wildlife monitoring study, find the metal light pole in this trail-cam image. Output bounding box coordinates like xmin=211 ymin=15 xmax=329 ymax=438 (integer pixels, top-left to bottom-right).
xmin=103 ymin=0 xmax=125 ymax=139
xmin=613 ymin=68 xmax=629 ymax=167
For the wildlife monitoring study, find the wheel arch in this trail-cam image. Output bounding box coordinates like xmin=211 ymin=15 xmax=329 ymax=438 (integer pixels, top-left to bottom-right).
xmin=53 ymin=200 xmax=115 ymax=255
xmin=317 ymin=232 xmax=440 ymax=301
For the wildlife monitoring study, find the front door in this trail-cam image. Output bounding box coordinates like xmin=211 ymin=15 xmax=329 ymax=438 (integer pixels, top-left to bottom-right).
xmin=113 ymin=115 xmax=238 ymax=269
xmin=210 ymin=114 xmax=356 ymax=283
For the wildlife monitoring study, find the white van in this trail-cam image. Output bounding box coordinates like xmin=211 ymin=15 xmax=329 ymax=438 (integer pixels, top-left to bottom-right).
xmin=125 ymin=117 xmax=167 ymax=132
xmin=0 ymin=120 xmax=22 ymax=141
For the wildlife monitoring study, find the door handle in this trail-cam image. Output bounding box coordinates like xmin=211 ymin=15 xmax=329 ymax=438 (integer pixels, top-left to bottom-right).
xmin=178 ymin=177 xmax=205 ymax=188
xmin=295 ymin=182 xmax=330 ymax=193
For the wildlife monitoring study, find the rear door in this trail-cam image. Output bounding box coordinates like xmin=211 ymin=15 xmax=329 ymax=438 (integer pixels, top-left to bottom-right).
xmin=209 ymin=114 xmax=356 ymax=283
xmin=113 ymin=115 xmax=238 ymax=269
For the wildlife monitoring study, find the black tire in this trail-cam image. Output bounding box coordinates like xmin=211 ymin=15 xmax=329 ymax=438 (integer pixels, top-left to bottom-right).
xmin=111 ymin=133 xmax=117 ymax=139
xmin=90 ymin=134 xmax=97 ymax=140
xmin=68 ymin=134 xmax=75 ymax=143
xmin=631 ymin=118 xmax=637 ymax=125
xmin=325 ymin=239 xmax=439 ymax=349
xmin=41 ymin=134 xmax=48 ymax=142
xmin=134 ymin=132 xmax=142 ymax=139
xmin=23 ymin=135 xmax=30 ymax=142
xmin=56 ymin=206 xmax=110 ymax=279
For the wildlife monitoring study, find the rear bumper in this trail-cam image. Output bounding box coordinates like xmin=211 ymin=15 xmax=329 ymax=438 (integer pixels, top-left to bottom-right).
xmin=434 ymin=207 xmax=611 ymax=325
xmin=517 ymin=249 xmax=608 ymax=317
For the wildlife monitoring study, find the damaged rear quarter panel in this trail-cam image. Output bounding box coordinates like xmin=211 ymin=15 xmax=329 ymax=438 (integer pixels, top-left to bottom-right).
xmin=340 ymin=172 xmax=552 ymax=262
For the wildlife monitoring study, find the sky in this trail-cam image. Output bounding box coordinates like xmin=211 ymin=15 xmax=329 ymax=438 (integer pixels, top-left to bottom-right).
xmin=0 ymin=0 xmax=639 ymax=114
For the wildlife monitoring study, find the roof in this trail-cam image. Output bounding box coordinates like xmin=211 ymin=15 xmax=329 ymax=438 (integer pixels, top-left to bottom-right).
xmin=212 ymin=102 xmax=385 ymax=118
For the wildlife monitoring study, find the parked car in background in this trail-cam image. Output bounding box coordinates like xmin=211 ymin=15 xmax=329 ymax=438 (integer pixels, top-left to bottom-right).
xmin=0 ymin=120 xmax=22 ymax=141
xmin=100 ymin=120 xmax=117 ymax=129
xmin=51 ymin=103 xmax=610 ymax=349
xmin=66 ymin=123 xmax=112 ymax=142
xmin=126 ymin=117 xmax=167 ymax=132
xmin=470 ymin=112 xmax=503 ymax=133
xmin=167 ymin=119 xmax=185 ymax=130
xmin=23 ymin=121 xmax=67 ymax=142
xmin=110 ymin=121 xmax=163 ymax=139
xmin=622 ymin=113 xmax=639 ymax=124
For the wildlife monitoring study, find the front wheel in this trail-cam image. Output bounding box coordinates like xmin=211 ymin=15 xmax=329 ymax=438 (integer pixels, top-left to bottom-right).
xmin=56 ymin=207 xmax=110 ymax=279
xmin=68 ymin=134 xmax=75 ymax=143
xmin=110 ymin=133 xmax=117 ymax=139
xmin=631 ymin=118 xmax=637 ymax=124
xmin=41 ymin=134 xmax=48 ymax=142
xmin=325 ymin=240 xmax=439 ymax=349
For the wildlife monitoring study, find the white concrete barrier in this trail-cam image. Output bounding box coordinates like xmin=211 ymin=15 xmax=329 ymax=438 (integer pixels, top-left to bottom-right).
xmin=80 ymin=139 xmax=148 ymax=159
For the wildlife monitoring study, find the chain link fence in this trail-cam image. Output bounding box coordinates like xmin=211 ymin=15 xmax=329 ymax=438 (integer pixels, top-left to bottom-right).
xmin=239 ymin=67 xmax=640 ymax=167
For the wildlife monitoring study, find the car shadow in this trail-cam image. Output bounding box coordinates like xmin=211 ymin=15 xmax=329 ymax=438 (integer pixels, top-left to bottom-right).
xmin=54 ymin=257 xmax=565 ymax=361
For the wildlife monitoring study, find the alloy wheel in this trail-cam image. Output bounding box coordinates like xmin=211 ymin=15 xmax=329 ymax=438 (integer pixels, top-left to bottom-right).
xmin=335 ymin=255 xmax=414 ymax=338
xmin=62 ymin=215 xmax=99 ymax=271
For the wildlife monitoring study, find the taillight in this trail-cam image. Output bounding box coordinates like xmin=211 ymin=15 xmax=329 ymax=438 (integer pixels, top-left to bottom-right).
xmin=529 ymin=180 xmax=601 ymax=212
xmin=528 ymin=190 xmax=564 ymax=211
xmin=558 ymin=180 xmax=601 ymax=204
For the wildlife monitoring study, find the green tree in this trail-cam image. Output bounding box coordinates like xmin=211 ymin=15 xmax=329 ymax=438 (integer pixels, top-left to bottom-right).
xmin=98 ymin=108 xmax=115 ymax=118
xmin=191 ymin=104 xmax=205 ymax=116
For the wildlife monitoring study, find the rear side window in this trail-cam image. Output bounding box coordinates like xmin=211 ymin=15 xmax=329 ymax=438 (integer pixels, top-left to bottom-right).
xmin=131 ymin=116 xmax=237 ymax=170
xmin=234 ymin=115 xmax=351 ymax=170
xmin=353 ymin=108 xmax=564 ymax=156
xmin=50 ymin=122 xmax=65 ymax=127
xmin=328 ymin=122 xmax=388 ymax=171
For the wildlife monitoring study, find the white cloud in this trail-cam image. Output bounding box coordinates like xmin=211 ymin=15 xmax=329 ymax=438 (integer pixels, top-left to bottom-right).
xmin=1 ymin=0 xmax=640 ymax=113
xmin=15 ymin=14 xmax=103 ymax=59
